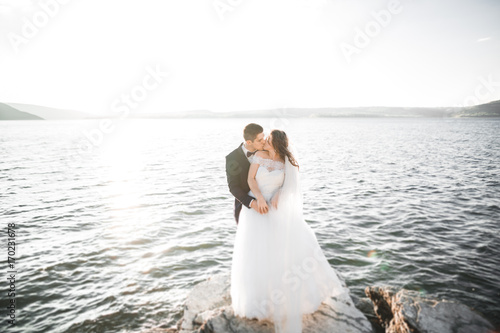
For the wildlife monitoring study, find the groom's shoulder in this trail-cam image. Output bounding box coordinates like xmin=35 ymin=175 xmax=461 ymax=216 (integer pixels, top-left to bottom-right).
xmin=226 ymin=144 xmax=243 ymax=160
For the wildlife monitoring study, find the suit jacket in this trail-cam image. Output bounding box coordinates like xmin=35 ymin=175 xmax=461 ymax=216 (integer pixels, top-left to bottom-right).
xmin=226 ymin=143 xmax=255 ymax=225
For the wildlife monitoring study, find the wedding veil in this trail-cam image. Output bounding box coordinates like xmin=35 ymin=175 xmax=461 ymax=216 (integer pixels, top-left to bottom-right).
xmin=270 ymin=139 xmax=345 ymax=333
xmin=271 ymin=141 xmax=305 ymax=333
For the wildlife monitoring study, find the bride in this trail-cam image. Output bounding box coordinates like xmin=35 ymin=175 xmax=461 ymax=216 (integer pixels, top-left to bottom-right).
xmin=230 ymin=129 xmax=345 ymax=333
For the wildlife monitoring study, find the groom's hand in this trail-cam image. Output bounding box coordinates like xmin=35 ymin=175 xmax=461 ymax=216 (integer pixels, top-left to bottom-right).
xmin=250 ymin=200 xmax=260 ymax=213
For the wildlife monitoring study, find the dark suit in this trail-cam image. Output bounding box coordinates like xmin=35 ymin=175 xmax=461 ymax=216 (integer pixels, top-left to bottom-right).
xmin=226 ymin=143 xmax=255 ymax=225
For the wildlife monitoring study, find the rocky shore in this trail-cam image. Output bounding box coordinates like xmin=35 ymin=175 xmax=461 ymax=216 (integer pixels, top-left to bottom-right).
xmin=149 ymin=273 xmax=494 ymax=333
xmin=364 ymin=286 xmax=495 ymax=333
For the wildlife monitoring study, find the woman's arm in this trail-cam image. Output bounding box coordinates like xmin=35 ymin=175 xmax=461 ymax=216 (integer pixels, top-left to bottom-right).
xmin=248 ymin=162 xmax=269 ymax=214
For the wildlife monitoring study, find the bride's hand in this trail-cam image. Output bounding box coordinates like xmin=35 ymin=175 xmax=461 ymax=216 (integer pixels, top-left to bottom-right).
xmin=271 ymin=192 xmax=279 ymax=209
xmin=257 ymin=197 xmax=269 ymax=214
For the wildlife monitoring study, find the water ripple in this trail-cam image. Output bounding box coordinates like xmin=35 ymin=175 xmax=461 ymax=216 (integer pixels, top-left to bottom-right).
xmin=1 ymin=118 xmax=499 ymax=332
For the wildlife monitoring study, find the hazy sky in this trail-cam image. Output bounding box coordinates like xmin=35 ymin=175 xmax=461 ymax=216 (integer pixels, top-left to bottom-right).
xmin=0 ymin=0 xmax=499 ymax=114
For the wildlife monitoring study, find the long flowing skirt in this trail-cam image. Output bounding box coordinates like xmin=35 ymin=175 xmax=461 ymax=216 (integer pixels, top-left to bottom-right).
xmin=230 ymin=205 xmax=345 ymax=333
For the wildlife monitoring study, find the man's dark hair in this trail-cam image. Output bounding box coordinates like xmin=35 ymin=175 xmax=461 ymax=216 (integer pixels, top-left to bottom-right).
xmin=243 ymin=123 xmax=263 ymax=142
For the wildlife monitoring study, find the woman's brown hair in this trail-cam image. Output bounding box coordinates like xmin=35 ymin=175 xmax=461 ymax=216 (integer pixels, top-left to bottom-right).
xmin=270 ymin=129 xmax=299 ymax=168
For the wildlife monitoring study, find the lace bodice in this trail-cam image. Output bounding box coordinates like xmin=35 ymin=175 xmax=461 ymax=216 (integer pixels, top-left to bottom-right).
xmin=250 ymin=155 xmax=285 ymax=172
xmin=248 ymin=155 xmax=285 ymax=201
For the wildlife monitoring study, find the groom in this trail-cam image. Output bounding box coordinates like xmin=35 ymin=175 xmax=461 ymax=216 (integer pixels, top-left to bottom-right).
xmin=225 ymin=123 xmax=267 ymax=225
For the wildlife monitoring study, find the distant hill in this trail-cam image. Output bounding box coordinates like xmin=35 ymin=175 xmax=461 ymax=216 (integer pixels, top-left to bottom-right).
xmin=133 ymin=103 xmax=498 ymax=119
xmin=1 ymin=100 xmax=499 ymax=120
xmin=107 ymin=106 xmax=460 ymax=119
xmin=453 ymin=100 xmax=500 ymax=117
xmin=118 ymin=101 xmax=500 ymax=119
xmin=182 ymin=106 xmax=461 ymax=118
xmin=8 ymin=103 xmax=93 ymax=120
xmin=0 ymin=103 xmax=43 ymax=120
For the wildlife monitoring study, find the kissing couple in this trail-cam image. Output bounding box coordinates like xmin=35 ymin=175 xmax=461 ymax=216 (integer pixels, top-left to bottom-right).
xmin=225 ymin=123 xmax=345 ymax=333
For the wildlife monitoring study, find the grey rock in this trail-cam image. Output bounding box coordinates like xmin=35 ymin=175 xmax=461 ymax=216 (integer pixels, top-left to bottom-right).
xmin=365 ymin=286 xmax=494 ymax=333
xmin=178 ymin=273 xmax=374 ymax=333
xmin=181 ymin=274 xmax=232 ymax=332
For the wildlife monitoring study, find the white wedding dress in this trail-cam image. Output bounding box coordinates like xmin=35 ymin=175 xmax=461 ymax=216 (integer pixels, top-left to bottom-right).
xmin=231 ymin=154 xmax=345 ymax=333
